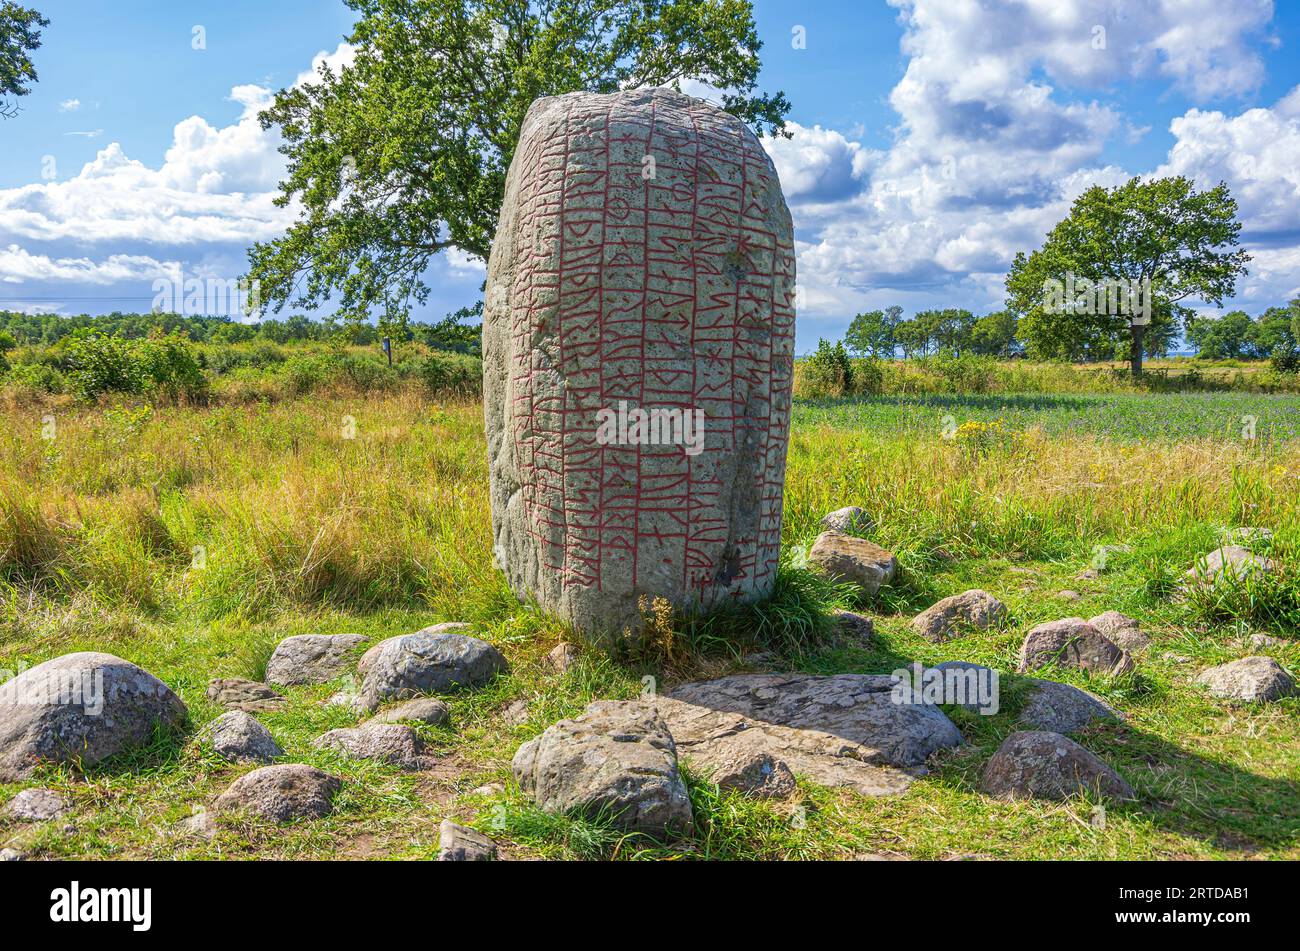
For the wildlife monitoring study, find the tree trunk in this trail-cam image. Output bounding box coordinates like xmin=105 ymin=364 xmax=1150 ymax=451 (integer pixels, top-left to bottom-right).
xmin=1129 ymin=323 xmax=1146 ymax=378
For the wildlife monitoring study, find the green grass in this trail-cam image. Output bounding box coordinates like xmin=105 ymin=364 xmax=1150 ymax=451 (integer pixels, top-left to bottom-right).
xmin=1 ymin=385 xmax=1297 ymax=860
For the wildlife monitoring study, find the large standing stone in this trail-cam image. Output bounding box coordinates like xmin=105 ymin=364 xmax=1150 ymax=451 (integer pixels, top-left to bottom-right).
xmin=512 ymin=701 xmax=693 ymax=836
xmin=0 ymin=652 xmax=187 ymax=781
xmin=483 ymin=88 xmax=796 ymax=634
xmin=265 ymin=634 xmax=368 ymax=686
xmin=654 ymin=673 xmax=965 ymax=797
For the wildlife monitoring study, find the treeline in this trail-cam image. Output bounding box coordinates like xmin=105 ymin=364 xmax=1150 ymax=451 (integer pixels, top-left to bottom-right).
xmin=0 ymin=304 xmax=484 ymax=353
xmin=839 ymin=299 xmax=1300 ymax=365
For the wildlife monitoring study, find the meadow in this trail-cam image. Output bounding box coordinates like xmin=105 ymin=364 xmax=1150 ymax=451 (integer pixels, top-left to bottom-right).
xmin=0 ymin=353 xmax=1297 ymax=860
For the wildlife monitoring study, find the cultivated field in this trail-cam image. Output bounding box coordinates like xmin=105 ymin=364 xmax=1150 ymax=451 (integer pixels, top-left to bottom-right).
xmin=1 ymin=376 xmax=1298 ymax=860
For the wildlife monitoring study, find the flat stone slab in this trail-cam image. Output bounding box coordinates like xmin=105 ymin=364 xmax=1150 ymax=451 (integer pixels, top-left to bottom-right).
xmin=265 ymin=634 xmax=368 ymax=686
xmin=314 ymin=723 xmax=431 ymax=770
xmin=653 ymin=673 xmax=964 ymax=797
xmin=369 ymin=698 xmax=450 ymax=727
xmin=0 ymin=652 xmax=187 ymax=781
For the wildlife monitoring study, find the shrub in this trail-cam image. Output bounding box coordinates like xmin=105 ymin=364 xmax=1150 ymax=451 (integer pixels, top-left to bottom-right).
xmin=64 ymin=331 xmax=208 ymax=402
xmin=419 ymin=352 xmax=482 ymax=397
xmin=4 ymin=362 xmax=65 ymax=394
xmin=1271 ymin=346 xmax=1300 ymax=375
xmin=0 ymin=330 xmax=16 ymax=352
xmin=799 ymin=339 xmax=855 ymax=398
xmin=280 ymin=352 xmax=399 ymax=396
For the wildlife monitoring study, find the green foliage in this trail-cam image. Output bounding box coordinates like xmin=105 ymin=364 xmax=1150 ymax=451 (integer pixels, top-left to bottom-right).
xmin=0 ymin=329 xmax=17 ymax=351
xmin=800 ymin=339 xmax=854 ymax=397
xmin=1272 ymin=346 xmax=1300 ymax=375
xmin=1007 ymin=176 xmax=1250 ymax=375
xmin=417 ymin=350 xmax=482 ymax=396
xmin=970 ymin=310 xmax=1019 ymax=357
xmin=844 ymin=309 xmax=897 ymax=358
xmin=64 ymin=332 xmax=208 ymax=403
xmin=0 ymin=1 xmax=47 ymax=117
xmin=1187 ymin=310 xmax=1254 ymax=359
xmin=248 ymin=0 xmax=790 ymax=327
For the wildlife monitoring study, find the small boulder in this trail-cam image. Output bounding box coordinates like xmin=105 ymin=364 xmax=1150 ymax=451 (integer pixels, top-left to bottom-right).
xmin=807 ymin=532 xmax=898 ymax=598
xmin=981 ymin=731 xmax=1135 ymax=801
xmin=1057 ymin=590 xmax=1081 ymax=602
xmin=357 ymin=622 xmax=473 ymax=679
xmin=0 ymin=652 xmax=187 ymax=781
xmin=207 ymin=677 xmax=286 ymax=714
xmin=3 ymin=788 xmax=70 ymax=822
xmin=1226 ymin=527 xmax=1273 ymax=549
xmin=360 ymin=630 xmax=506 ymax=710
xmin=546 ymin=643 xmax=580 ymax=674
xmin=1018 ymin=679 xmax=1121 ymax=733
xmin=928 ymin=661 xmax=1000 ymax=714
xmin=820 ymin=506 xmax=874 ymax=535
xmin=175 ymin=810 xmax=218 ymax=840
xmin=265 ymin=634 xmax=368 ymax=686
xmin=0 ymin=848 xmax=21 ymax=861
xmin=512 ymin=701 xmax=692 ymax=837
xmin=833 ymin=609 xmax=875 ymax=642
xmin=1088 ymin=611 xmax=1150 ymax=651
xmin=213 ymin=764 xmax=341 ymax=822
xmin=1018 ymin=618 xmax=1133 ymax=676
xmin=437 ymin=819 xmax=498 ymax=861
xmin=1185 ymin=546 xmax=1276 ymax=588
xmin=197 ymin=711 xmax=281 ymax=763
xmin=912 ymin=590 xmax=1007 ymax=642
xmin=1250 ymin=633 xmax=1285 ymax=649
xmin=314 ymin=722 xmax=430 ymax=770
xmin=1196 ymin=656 xmax=1296 ymax=703
xmin=369 ymin=698 xmax=450 ymax=727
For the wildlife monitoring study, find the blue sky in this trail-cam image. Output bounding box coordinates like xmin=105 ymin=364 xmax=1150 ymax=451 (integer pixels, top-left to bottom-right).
xmin=1 ymin=0 xmax=1298 ymax=352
